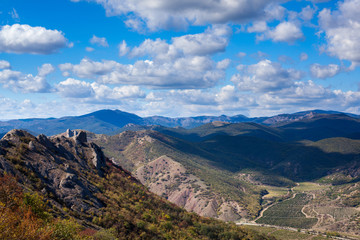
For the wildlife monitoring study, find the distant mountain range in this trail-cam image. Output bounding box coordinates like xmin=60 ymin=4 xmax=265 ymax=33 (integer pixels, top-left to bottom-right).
xmin=1 ymin=109 xmax=359 ymax=136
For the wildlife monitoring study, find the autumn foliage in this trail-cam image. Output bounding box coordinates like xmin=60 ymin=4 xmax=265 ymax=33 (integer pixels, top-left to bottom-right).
xmin=0 ymin=174 xmax=53 ymax=240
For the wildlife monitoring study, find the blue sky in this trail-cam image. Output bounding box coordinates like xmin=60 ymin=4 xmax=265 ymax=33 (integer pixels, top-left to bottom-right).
xmin=0 ymin=0 xmax=360 ymax=119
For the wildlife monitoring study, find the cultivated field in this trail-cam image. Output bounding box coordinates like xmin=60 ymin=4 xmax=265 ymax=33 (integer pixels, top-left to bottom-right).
xmin=293 ymin=182 xmax=329 ymax=192
xmin=244 ymin=225 xmax=327 ymax=240
xmin=262 ymin=186 xmax=290 ymax=199
xmin=256 ymin=193 xmax=318 ymax=229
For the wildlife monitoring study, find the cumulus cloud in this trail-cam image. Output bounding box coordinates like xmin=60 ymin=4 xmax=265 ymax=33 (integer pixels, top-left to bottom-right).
xmin=129 ymin=38 xmax=170 ymax=59
xmin=97 ymin=56 xmax=225 ymax=89
xmin=231 ymin=59 xmax=303 ymax=92
xmin=0 ymin=63 xmax=54 ymax=93
xmin=72 ymin=0 xmax=284 ymax=31
xmin=319 ymin=0 xmax=360 ymax=68
xmin=60 ymin=56 xmax=226 ymax=89
xmin=172 ymin=25 xmax=232 ymax=56
xmin=310 ymin=63 xmax=341 ymax=79
xmin=299 ymin=5 xmax=316 ymax=21
xmin=264 ymin=4 xmax=286 ymax=21
xmin=215 ymin=85 xmax=239 ymax=103
xmin=59 ymin=58 xmax=122 ymax=79
xmin=129 ymin=25 xmax=231 ymax=60
xmin=216 ymin=59 xmax=231 ymax=70
xmin=0 ymin=60 xmax=10 ymax=69
xmin=60 ymin=27 xmax=230 ymax=89
xmin=57 ymin=78 xmax=94 ymax=98
xmin=0 ymin=24 xmax=67 ymax=54
xmin=90 ymin=35 xmax=109 ymax=47
xmin=86 ymin=47 xmax=95 ymax=52
xmin=265 ymin=21 xmax=304 ymax=43
xmin=57 ymin=78 xmax=145 ymax=102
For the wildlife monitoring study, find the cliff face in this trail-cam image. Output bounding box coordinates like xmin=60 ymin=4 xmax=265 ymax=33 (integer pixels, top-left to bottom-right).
xmin=0 ymin=129 xmax=107 ymax=218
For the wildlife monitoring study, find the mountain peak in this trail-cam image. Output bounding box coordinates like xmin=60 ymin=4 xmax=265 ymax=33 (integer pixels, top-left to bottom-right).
xmin=1 ymin=129 xmax=34 ymax=142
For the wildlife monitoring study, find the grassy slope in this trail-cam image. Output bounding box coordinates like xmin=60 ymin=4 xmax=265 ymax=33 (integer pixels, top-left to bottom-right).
xmin=91 ymin=131 xmax=266 ymax=218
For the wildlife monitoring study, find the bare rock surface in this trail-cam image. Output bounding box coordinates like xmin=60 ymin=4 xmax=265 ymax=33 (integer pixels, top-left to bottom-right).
xmin=0 ymin=129 xmax=106 ymax=215
xmin=135 ymin=155 xmax=237 ymax=220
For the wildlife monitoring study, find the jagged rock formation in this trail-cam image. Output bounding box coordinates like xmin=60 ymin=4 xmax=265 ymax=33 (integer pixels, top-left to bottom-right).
xmin=0 ymin=129 xmax=106 ymax=215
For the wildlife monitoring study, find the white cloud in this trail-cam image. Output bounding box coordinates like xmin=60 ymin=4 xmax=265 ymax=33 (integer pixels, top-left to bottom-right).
xmin=0 ymin=24 xmax=67 ymax=54
xmin=57 ymin=78 xmax=94 ymax=98
xmin=299 ymin=5 xmax=316 ymax=21
xmin=310 ymin=63 xmax=341 ymax=79
xmin=118 ymin=40 xmax=130 ymax=56
xmin=0 ymin=60 xmax=10 ymax=69
xmin=247 ymin=21 xmax=268 ymax=33
xmin=172 ymin=25 xmax=232 ymax=56
xmin=60 ymin=27 xmax=230 ymax=89
xmin=97 ymin=56 xmax=225 ymax=89
xmin=300 ymin=52 xmax=308 ymax=61
xmin=72 ymin=0 xmax=284 ymax=31
xmin=90 ymin=35 xmax=109 ymax=47
xmin=264 ymin=4 xmax=286 ymax=21
xmin=215 ymin=85 xmax=239 ymax=103
xmin=216 ymin=59 xmax=231 ymax=70
xmin=128 ymin=25 xmax=231 ymax=60
xmin=57 ymin=78 xmax=145 ymax=101
xmin=0 ymin=63 xmax=54 ymax=93
xmin=59 ymin=58 xmax=122 ymax=79
xmin=86 ymin=47 xmax=95 ymax=52
xmin=231 ymin=59 xmax=303 ymax=92
xmin=319 ymin=0 xmax=360 ymax=68
xmin=91 ymin=83 xmax=145 ymax=101
xmin=130 ymin=38 xmax=170 ymax=59
xmin=38 ymin=63 xmax=55 ymax=77
xmin=0 ymin=98 xmax=35 ymax=120
xmin=266 ymin=21 xmax=304 ymax=43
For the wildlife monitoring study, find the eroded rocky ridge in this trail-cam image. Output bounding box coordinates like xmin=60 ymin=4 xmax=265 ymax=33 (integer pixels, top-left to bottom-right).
xmin=135 ymin=155 xmax=247 ymax=221
xmin=91 ymin=130 xmax=253 ymax=221
xmin=0 ymin=129 xmax=107 ymax=216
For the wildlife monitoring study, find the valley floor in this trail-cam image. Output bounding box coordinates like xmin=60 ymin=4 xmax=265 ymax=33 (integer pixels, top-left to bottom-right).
xmin=237 ymin=182 xmax=360 ymax=240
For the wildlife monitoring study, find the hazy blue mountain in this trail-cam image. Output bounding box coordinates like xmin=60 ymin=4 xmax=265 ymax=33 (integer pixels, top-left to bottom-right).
xmin=143 ymin=114 xmax=252 ymax=128
xmin=0 ymin=109 xmax=144 ymax=135
xmin=278 ymin=114 xmax=360 ymax=141
xmin=0 ymin=108 xmax=359 ymax=136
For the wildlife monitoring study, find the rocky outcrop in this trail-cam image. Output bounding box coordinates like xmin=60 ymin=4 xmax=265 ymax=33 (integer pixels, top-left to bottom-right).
xmin=0 ymin=129 xmax=107 ymax=216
